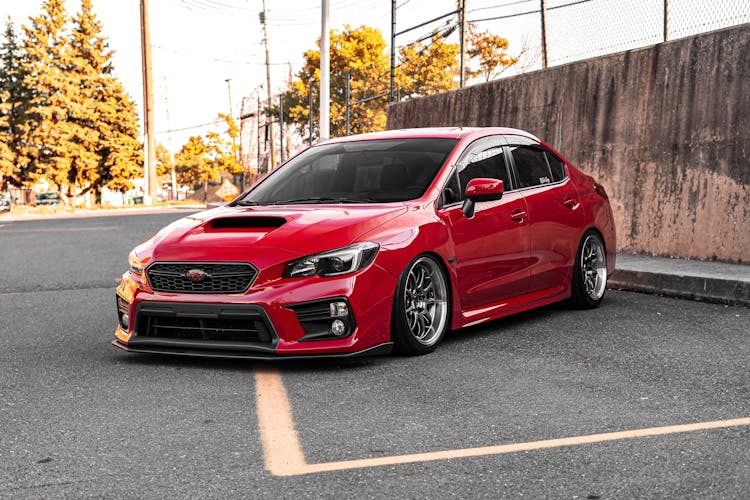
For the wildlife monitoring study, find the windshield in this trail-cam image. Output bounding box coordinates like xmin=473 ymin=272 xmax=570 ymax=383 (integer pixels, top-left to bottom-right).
xmin=235 ymin=138 xmax=458 ymax=205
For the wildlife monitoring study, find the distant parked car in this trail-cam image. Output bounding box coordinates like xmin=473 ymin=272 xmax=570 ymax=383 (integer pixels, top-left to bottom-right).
xmin=0 ymin=193 xmax=10 ymax=212
xmin=36 ymin=192 xmax=60 ymax=206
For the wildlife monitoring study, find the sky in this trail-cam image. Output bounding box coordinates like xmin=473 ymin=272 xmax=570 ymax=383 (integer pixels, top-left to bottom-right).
xmin=1 ymin=0 xmax=747 ymax=152
xmin=1 ymin=0 xmax=465 ymax=149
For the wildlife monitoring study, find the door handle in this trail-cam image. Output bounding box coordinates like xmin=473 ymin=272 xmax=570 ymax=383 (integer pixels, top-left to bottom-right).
xmin=563 ymin=197 xmax=579 ymax=209
xmin=511 ymin=209 xmax=527 ymax=221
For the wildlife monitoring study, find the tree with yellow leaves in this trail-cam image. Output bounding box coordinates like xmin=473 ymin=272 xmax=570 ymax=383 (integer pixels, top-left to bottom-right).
xmin=282 ymin=25 xmax=390 ymax=138
xmin=396 ymin=30 xmax=459 ymax=98
xmin=467 ymin=26 xmax=519 ymax=82
xmin=173 ymin=114 xmax=241 ymax=200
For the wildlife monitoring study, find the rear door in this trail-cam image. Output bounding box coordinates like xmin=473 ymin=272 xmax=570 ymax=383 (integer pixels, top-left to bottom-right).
xmin=505 ymin=135 xmax=584 ymax=294
xmin=439 ymin=136 xmax=531 ymax=310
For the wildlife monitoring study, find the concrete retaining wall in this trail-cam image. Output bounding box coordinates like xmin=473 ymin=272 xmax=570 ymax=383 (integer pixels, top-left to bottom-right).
xmin=387 ymin=24 xmax=750 ymax=263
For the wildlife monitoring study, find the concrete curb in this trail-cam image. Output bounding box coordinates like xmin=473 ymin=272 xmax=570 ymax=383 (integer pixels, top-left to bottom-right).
xmin=608 ymin=254 xmax=750 ymax=307
xmin=0 ymin=205 xmax=206 ymax=222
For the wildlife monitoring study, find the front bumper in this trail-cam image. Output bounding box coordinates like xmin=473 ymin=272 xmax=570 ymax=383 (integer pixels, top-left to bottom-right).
xmin=113 ymin=261 xmax=397 ymax=359
xmin=111 ymin=339 xmax=393 ymax=360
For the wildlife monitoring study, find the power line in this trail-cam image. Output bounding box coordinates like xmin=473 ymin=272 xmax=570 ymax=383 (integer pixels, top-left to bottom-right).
xmin=468 ymin=0 xmax=533 ymax=14
xmin=155 ymin=118 xmax=221 ymax=135
xmin=468 ymin=0 xmax=592 ymax=23
xmin=151 ymin=44 xmax=289 ymax=65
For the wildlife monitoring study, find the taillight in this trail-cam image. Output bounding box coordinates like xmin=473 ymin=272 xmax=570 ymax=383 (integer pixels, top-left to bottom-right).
xmin=593 ymin=182 xmax=609 ymax=200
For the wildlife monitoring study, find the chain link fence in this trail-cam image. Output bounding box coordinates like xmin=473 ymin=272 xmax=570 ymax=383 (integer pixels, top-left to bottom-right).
xmin=464 ymin=0 xmax=749 ymax=73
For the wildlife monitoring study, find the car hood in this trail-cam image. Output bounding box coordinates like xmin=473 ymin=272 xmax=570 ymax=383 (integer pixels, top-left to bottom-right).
xmin=142 ymin=204 xmax=408 ymax=267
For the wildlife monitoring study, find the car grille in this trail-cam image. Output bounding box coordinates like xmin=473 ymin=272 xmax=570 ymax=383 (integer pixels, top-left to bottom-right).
xmin=139 ymin=316 xmax=270 ymax=342
xmin=135 ymin=302 xmax=275 ymax=344
xmin=146 ymin=262 xmax=257 ymax=294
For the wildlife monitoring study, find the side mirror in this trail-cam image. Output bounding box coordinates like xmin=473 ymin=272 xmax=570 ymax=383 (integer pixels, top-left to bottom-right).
xmin=462 ymin=178 xmax=504 ymax=218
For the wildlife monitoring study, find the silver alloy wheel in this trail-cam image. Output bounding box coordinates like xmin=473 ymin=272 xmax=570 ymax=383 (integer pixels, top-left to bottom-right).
xmin=403 ymin=257 xmax=448 ymax=346
xmin=581 ymin=234 xmax=607 ymax=301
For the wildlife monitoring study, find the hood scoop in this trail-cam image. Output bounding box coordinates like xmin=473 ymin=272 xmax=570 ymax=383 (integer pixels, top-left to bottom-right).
xmin=209 ymin=216 xmax=287 ymax=231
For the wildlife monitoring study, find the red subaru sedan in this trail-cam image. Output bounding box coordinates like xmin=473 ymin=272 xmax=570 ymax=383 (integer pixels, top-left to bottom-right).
xmin=114 ymin=127 xmax=615 ymax=359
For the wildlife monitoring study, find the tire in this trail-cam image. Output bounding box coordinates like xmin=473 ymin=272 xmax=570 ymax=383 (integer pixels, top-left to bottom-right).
xmin=569 ymin=230 xmax=608 ymax=309
xmin=391 ymin=255 xmax=450 ymax=356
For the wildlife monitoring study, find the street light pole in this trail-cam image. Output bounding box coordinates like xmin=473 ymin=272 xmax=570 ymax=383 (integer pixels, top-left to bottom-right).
xmin=261 ymin=0 xmax=276 ymax=167
xmin=320 ymin=0 xmax=330 ymax=140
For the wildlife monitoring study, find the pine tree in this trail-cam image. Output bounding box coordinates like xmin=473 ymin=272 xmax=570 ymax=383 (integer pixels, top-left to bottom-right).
xmin=21 ymin=0 xmax=80 ymax=198
xmin=0 ymin=18 xmax=32 ymax=187
xmin=18 ymin=0 xmax=141 ymax=203
xmin=71 ymin=0 xmax=141 ymax=196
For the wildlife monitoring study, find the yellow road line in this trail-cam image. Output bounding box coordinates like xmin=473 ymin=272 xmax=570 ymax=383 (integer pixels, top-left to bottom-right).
xmin=294 ymin=417 xmax=750 ymax=475
xmin=254 ymin=367 xmax=750 ymax=476
xmin=254 ymin=366 xmax=307 ymax=475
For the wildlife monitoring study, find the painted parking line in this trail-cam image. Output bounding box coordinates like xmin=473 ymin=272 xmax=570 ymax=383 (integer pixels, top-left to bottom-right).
xmin=254 ymin=367 xmax=750 ymax=477
xmin=254 ymin=366 xmax=306 ymax=473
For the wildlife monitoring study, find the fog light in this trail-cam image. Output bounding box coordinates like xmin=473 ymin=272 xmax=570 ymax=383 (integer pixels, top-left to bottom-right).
xmin=120 ymin=313 xmax=129 ymax=329
xmin=330 ymin=319 xmax=347 ymax=337
xmin=330 ymin=301 xmax=349 ymax=318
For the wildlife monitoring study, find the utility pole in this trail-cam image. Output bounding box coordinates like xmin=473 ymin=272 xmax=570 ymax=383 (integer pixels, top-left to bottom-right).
xmin=458 ymin=0 xmax=466 ymax=87
xmin=278 ymin=94 xmax=284 ymax=162
xmin=320 ymin=0 xmax=330 ymax=140
xmin=540 ymin=0 xmax=548 ymax=69
xmin=261 ymin=0 xmax=276 ymax=167
xmin=139 ymin=0 xmax=156 ymax=204
xmin=390 ymin=0 xmax=396 ymax=101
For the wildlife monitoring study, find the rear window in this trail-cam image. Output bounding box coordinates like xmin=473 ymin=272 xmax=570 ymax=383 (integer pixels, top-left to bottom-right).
xmin=546 ymin=152 xmax=566 ymax=182
xmin=511 ymin=145 xmax=553 ymax=188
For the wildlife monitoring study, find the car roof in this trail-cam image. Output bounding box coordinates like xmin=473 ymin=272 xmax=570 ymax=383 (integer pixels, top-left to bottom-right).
xmin=321 ymin=127 xmax=540 ymax=144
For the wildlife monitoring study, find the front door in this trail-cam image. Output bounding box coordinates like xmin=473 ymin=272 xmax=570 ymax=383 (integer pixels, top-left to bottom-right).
xmin=439 ymin=137 xmax=531 ymax=311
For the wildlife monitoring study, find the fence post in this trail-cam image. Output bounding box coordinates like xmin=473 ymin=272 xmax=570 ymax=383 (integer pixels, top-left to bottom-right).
xmin=390 ymin=0 xmax=396 ymax=101
xmin=663 ymin=0 xmax=669 ymax=41
xmin=540 ymin=0 xmax=548 ymax=69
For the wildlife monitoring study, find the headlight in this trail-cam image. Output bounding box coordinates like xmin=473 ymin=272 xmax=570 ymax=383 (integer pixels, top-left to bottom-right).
xmin=128 ymin=249 xmax=143 ymax=274
xmin=284 ymin=242 xmax=379 ymax=278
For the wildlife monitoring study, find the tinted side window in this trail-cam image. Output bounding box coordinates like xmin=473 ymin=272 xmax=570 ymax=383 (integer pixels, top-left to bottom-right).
xmin=546 ymin=152 xmax=566 ymax=182
xmin=458 ymin=147 xmax=510 ymax=194
xmin=511 ymin=145 xmax=553 ymax=188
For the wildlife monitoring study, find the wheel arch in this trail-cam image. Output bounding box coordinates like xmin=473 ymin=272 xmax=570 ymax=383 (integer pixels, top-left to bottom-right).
xmin=390 ymin=251 xmax=454 ymax=336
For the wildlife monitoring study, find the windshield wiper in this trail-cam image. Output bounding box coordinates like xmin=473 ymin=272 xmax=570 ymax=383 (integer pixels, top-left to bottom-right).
xmin=269 ymin=197 xmax=375 ymax=204
xmin=234 ymin=200 xmax=258 ymax=206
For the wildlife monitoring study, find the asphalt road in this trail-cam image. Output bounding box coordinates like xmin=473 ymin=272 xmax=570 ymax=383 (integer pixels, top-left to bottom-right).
xmin=0 ymin=210 xmax=748 ymax=498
